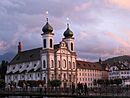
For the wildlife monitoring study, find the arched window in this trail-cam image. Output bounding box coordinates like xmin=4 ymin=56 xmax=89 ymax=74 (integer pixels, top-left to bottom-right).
xmin=58 ymin=74 xmax=61 ymax=80
xmin=63 ymin=59 xmax=66 ymax=68
xmin=69 ymin=74 xmax=71 ymax=82
xmin=69 ymin=61 xmax=71 ymax=69
xmin=58 ymin=60 xmax=60 ymax=68
xmin=43 ymin=77 xmax=46 ymax=84
xmin=43 ymin=60 xmax=46 ymax=68
xmin=50 ymin=39 xmax=52 ymax=48
xmin=43 ymin=39 xmax=46 ymax=48
xmin=73 ymin=62 xmax=75 ymax=69
xmin=64 ymin=73 xmax=66 ymax=80
xmin=71 ymin=42 xmax=73 ymax=51
xmin=51 ymin=60 xmax=53 ymax=68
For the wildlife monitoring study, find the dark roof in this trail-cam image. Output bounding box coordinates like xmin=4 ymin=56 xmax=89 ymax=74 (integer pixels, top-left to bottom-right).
xmin=63 ymin=26 xmax=73 ymax=38
xmin=10 ymin=47 xmax=42 ymax=65
xmin=54 ymin=44 xmax=60 ymax=50
xmin=42 ymin=21 xmax=53 ymax=34
xmin=76 ymin=60 xmax=103 ymax=70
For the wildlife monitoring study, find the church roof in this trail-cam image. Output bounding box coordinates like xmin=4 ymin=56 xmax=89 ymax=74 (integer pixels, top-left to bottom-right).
xmin=10 ymin=44 xmax=62 ymax=65
xmin=63 ymin=24 xmax=73 ymax=38
xmin=54 ymin=44 xmax=60 ymax=50
xmin=42 ymin=21 xmax=53 ymax=34
xmin=10 ymin=47 xmax=42 ymax=65
xmin=76 ymin=60 xmax=103 ymax=71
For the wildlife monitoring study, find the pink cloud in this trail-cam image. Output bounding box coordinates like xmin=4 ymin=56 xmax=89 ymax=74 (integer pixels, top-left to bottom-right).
xmin=106 ymin=0 xmax=130 ymax=10
xmin=105 ymin=32 xmax=129 ymax=47
xmin=0 ymin=41 xmax=7 ymax=51
xmin=74 ymin=2 xmax=91 ymax=12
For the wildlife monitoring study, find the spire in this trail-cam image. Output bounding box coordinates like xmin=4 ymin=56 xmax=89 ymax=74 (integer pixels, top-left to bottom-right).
xmin=67 ymin=17 xmax=69 ymax=28
xmin=42 ymin=11 xmax=53 ymax=34
xmin=46 ymin=11 xmax=49 ymax=22
xmin=63 ymin=17 xmax=73 ymax=38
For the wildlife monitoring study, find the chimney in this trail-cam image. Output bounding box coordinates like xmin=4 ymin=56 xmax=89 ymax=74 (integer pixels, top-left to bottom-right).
xmin=99 ymin=57 xmax=102 ymax=64
xmin=18 ymin=42 xmax=22 ymax=53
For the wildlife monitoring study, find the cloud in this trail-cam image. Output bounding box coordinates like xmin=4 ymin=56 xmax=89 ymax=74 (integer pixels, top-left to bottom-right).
xmin=1 ymin=0 xmax=130 ymax=61
xmin=105 ymin=32 xmax=129 ymax=47
xmin=74 ymin=2 xmax=91 ymax=12
xmin=0 ymin=41 xmax=7 ymax=52
xmin=106 ymin=0 xmax=130 ymax=10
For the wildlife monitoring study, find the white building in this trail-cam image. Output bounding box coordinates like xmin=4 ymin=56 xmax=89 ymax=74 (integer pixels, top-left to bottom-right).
xmin=77 ymin=60 xmax=107 ymax=87
xmin=109 ymin=61 xmax=130 ymax=86
xmin=5 ymin=18 xmax=77 ymax=87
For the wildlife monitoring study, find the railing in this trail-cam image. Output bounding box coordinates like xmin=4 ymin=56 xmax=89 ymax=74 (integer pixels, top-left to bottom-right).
xmin=0 ymin=86 xmax=130 ymax=97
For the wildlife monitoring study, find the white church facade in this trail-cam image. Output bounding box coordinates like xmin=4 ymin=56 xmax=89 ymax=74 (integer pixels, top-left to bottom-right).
xmin=5 ymin=18 xmax=77 ymax=87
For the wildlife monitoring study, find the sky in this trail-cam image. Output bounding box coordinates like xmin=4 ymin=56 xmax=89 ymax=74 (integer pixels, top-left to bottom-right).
xmin=0 ymin=0 xmax=130 ymax=61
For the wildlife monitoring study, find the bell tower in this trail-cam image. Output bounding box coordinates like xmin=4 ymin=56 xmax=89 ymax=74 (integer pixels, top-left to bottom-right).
xmin=41 ymin=12 xmax=55 ymax=84
xmin=63 ymin=22 xmax=74 ymax=52
xmin=41 ymin=18 xmax=54 ymax=50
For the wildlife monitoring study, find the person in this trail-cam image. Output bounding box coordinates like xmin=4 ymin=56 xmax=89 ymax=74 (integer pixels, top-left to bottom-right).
xmin=84 ymin=83 xmax=88 ymax=95
xmin=72 ymin=82 xmax=75 ymax=95
xmin=39 ymin=84 xmax=43 ymax=93
xmin=77 ymin=82 xmax=81 ymax=95
xmin=80 ymin=83 xmax=83 ymax=95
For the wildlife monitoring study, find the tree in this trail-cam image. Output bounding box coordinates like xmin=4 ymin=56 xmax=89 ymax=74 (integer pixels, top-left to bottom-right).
xmin=0 ymin=60 xmax=8 ymax=79
xmin=114 ymin=79 xmax=122 ymax=86
xmin=93 ymin=79 xmax=97 ymax=86
xmin=49 ymin=80 xmax=61 ymax=87
xmin=97 ymin=79 xmax=104 ymax=86
xmin=0 ymin=79 xmax=5 ymax=88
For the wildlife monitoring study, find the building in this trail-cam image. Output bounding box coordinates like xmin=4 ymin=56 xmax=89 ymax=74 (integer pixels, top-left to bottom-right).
xmin=76 ymin=60 xmax=106 ymax=87
xmin=108 ymin=61 xmax=130 ymax=86
xmin=5 ymin=17 xmax=108 ymax=88
xmin=5 ymin=18 xmax=77 ymax=87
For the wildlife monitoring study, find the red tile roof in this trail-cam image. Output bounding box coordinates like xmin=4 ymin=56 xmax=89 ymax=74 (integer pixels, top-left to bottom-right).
xmin=76 ymin=60 xmax=103 ymax=70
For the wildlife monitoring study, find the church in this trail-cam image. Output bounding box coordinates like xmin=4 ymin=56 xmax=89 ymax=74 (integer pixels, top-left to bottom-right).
xmin=5 ymin=17 xmax=77 ymax=87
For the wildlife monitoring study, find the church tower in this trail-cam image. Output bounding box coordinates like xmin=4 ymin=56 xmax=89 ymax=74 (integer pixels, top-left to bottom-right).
xmin=63 ymin=23 xmax=75 ymax=52
xmin=41 ymin=17 xmax=55 ymax=84
xmin=41 ymin=18 xmax=54 ymax=50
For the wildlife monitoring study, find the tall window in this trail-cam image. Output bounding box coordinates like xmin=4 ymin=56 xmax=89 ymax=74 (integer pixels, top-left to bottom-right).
xmin=43 ymin=77 xmax=46 ymax=84
xmin=69 ymin=74 xmax=71 ymax=82
xmin=58 ymin=60 xmax=60 ymax=68
xmin=73 ymin=75 xmax=75 ymax=82
xmin=63 ymin=59 xmax=66 ymax=68
xmin=64 ymin=73 xmax=66 ymax=80
xmin=73 ymin=62 xmax=75 ymax=69
xmin=51 ymin=60 xmax=53 ymax=68
xmin=50 ymin=39 xmax=52 ymax=48
xmin=69 ymin=61 xmax=71 ymax=69
xmin=59 ymin=74 xmax=61 ymax=80
xmin=71 ymin=42 xmax=73 ymax=51
xmin=52 ymin=74 xmax=54 ymax=80
xmin=43 ymin=39 xmax=46 ymax=48
xmin=43 ymin=60 xmax=46 ymax=68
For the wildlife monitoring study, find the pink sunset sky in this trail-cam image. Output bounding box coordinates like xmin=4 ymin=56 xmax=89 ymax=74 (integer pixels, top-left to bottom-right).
xmin=0 ymin=0 xmax=130 ymax=61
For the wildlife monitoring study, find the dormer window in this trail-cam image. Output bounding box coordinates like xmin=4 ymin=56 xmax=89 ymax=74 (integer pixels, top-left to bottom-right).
xmin=13 ymin=67 xmax=15 ymax=69
xmin=34 ymin=64 xmax=36 ymax=67
xmin=27 ymin=65 xmax=29 ymax=68
xmin=19 ymin=65 xmax=22 ymax=69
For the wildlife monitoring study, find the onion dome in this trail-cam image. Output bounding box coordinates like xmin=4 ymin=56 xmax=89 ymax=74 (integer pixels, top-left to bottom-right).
xmin=42 ymin=18 xmax=53 ymax=34
xmin=63 ymin=24 xmax=73 ymax=38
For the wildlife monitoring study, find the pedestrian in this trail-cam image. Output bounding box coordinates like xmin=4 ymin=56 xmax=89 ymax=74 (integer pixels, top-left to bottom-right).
xmin=84 ymin=83 xmax=88 ymax=95
xmin=77 ymin=82 xmax=81 ymax=95
xmin=80 ymin=83 xmax=83 ymax=95
xmin=72 ymin=82 xmax=75 ymax=95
